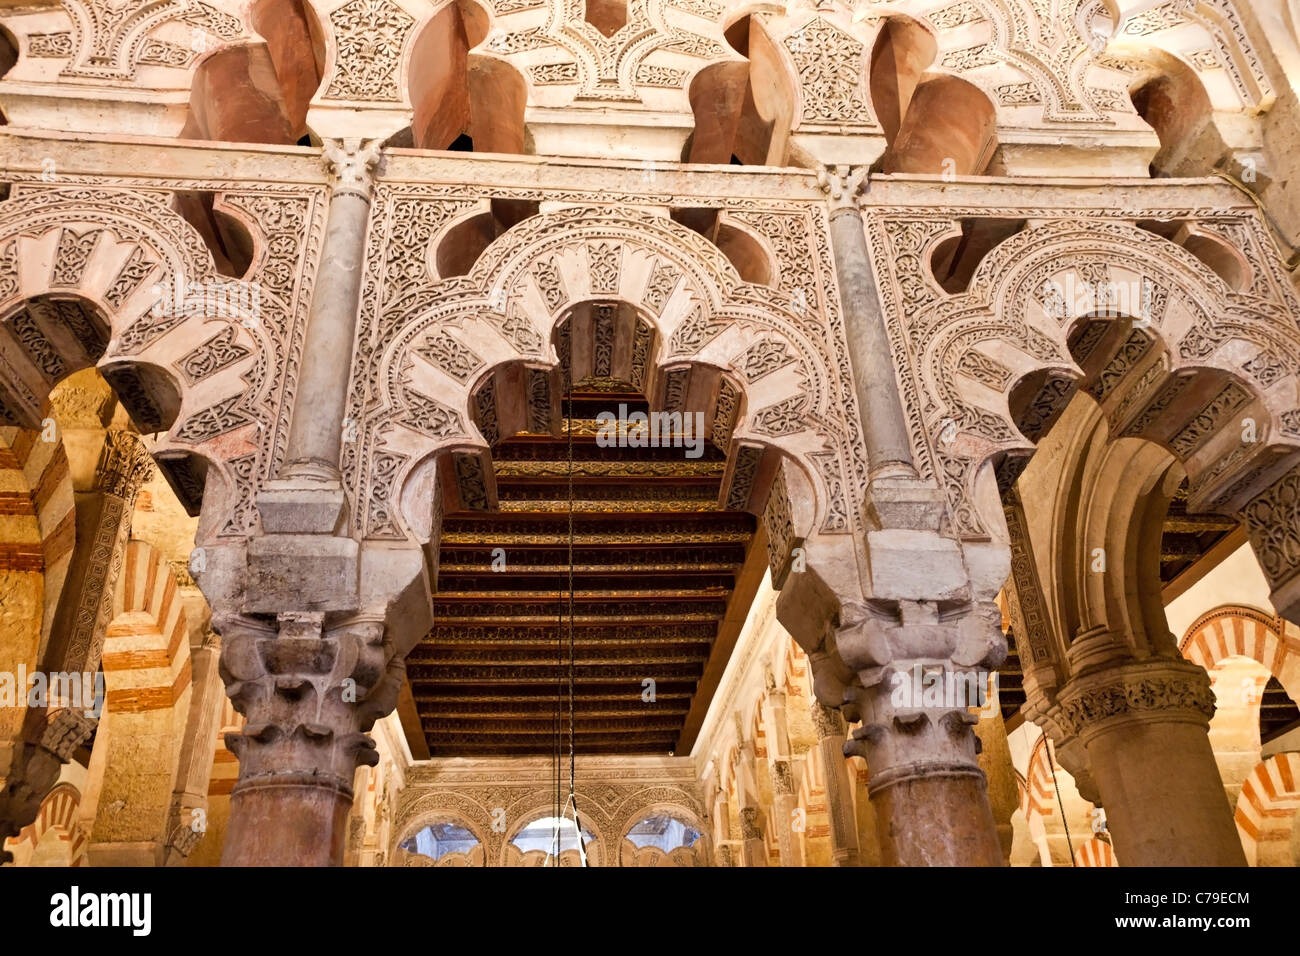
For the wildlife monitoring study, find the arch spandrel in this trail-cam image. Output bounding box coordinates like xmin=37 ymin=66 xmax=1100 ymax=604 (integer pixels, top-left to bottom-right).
xmin=877 ymin=212 xmax=1300 ymax=543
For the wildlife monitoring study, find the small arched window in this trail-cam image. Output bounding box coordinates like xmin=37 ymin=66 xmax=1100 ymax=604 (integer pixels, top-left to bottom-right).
xmin=511 ymin=816 xmax=594 ymax=856
xmin=625 ymin=814 xmax=700 ymax=852
xmin=401 ymin=822 xmax=481 ymax=862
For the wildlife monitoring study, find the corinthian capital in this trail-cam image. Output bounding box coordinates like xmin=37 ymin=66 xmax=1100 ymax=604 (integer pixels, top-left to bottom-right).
xmin=94 ymin=429 xmax=153 ymax=500
xmin=217 ymin=609 xmax=405 ymax=793
xmin=817 ymin=165 xmax=869 ymax=215
xmin=321 ymin=138 xmax=384 ymax=200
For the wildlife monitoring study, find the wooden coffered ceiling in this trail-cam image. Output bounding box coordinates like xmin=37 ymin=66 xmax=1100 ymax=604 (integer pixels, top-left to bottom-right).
xmin=407 ymin=379 xmax=770 ymax=758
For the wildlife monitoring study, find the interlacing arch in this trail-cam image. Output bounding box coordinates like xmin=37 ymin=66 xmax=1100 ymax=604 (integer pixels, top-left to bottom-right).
xmin=0 ymin=189 xmax=206 ymax=426
xmin=352 ymin=203 xmax=862 ymax=589
xmin=499 ymin=800 xmax=605 ymax=867
xmin=618 ymin=803 xmax=710 ymax=866
xmin=0 ymin=186 xmax=278 ymax=517
xmin=908 ymin=216 xmax=1300 ymax=538
xmin=393 ymin=788 xmax=496 ymax=862
xmin=391 ymin=809 xmax=487 ymax=867
xmin=0 ymin=179 xmax=333 ymax=547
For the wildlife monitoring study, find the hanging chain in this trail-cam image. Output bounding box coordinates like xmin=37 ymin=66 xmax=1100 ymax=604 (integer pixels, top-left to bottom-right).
xmin=549 ymin=368 xmax=567 ymax=865
xmin=564 ymin=366 xmax=589 ymax=866
xmin=567 ymin=368 xmax=576 ymax=801
xmin=548 ymin=359 xmax=587 ymax=865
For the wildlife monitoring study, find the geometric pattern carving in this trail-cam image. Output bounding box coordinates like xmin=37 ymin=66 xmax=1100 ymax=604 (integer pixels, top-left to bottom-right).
xmin=586 ymin=242 xmax=622 ymax=294
xmin=763 ymin=469 xmax=799 ymax=588
xmin=871 ymin=208 xmax=1300 ymax=539
xmin=750 ymin=394 xmax=808 ymax=438
xmin=724 ymin=442 xmax=763 ymax=511
xmin=171 ymin=394 xmax=248 ymax=443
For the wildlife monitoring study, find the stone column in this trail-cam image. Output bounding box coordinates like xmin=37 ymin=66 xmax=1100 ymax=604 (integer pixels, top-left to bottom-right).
xmin=217 ymin=608 xmax=409 ymax=866
xmin=201 ymin=138 xmax=433 ymax=866
xmin=811 ymin=700 xmax=859 ymax=866
xmin=163 ymin=632 xmax=224 ymax=865
xmin=0 ymin=429 xmax=152 ymax=853
xmin=732 ymin=719 xmax=767 ymax=867
xmin=819 ymin=165 xmax=915 ymax=482
xmin=280 ymin=139 xmax=380 ymax=485
xmin=1034 ymin=655 xmax=1246 ymax=866
xmin=709 ymin=777 xmax=737 ymax=867
xmin=810 ymin=165 xmax=1006 ymax=865
xmin=250 ymin=138 xmax=383 ymax=606
xmin=761 ymin=679 xmax=803 ymax=867
xmin=974 ymin=698 xmax=1020 ymax=864
xmin=836 ymin=603 xmax=1006 ymax=867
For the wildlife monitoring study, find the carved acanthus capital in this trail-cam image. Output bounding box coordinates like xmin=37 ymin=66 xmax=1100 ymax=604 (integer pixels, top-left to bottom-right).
xmin=322 ymin=138 xmax=384 ymax=200
xmin=94 ymin=429 xmax=153 ymax=500
xmin=816 ymin=165 xmax=869 ymax=216
xmin=1051 ymin=658 xmax=1215 ymax=742
xmin=1022 ymin=658 xmax=1214 ymax=805
xmin=842 ymin=689 xmax=985 ymax=792
xmin=739 ymin=806 xmax=763 ymax=841
xmin=830 ymin=599 xmax=1006 ymax=690
xmin=217 ymin=608 xmax=406 ymax=796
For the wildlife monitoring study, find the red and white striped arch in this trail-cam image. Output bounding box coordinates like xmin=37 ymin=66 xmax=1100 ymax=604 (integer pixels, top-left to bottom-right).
xmin=1235 ymin=753 xmax=1300 ymax=867
xmin=0 ymin=426 xmax=74 ymax=635
xmin=102 ymin=539 xmax=192 ymax=715
xmin=1180 ymin=605 xmax=1300 ymax=700
xmin=1074 ymin=837 xmax=1118 ymax=868
xmin=3 ymin=783 xmax=87 ymax=866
